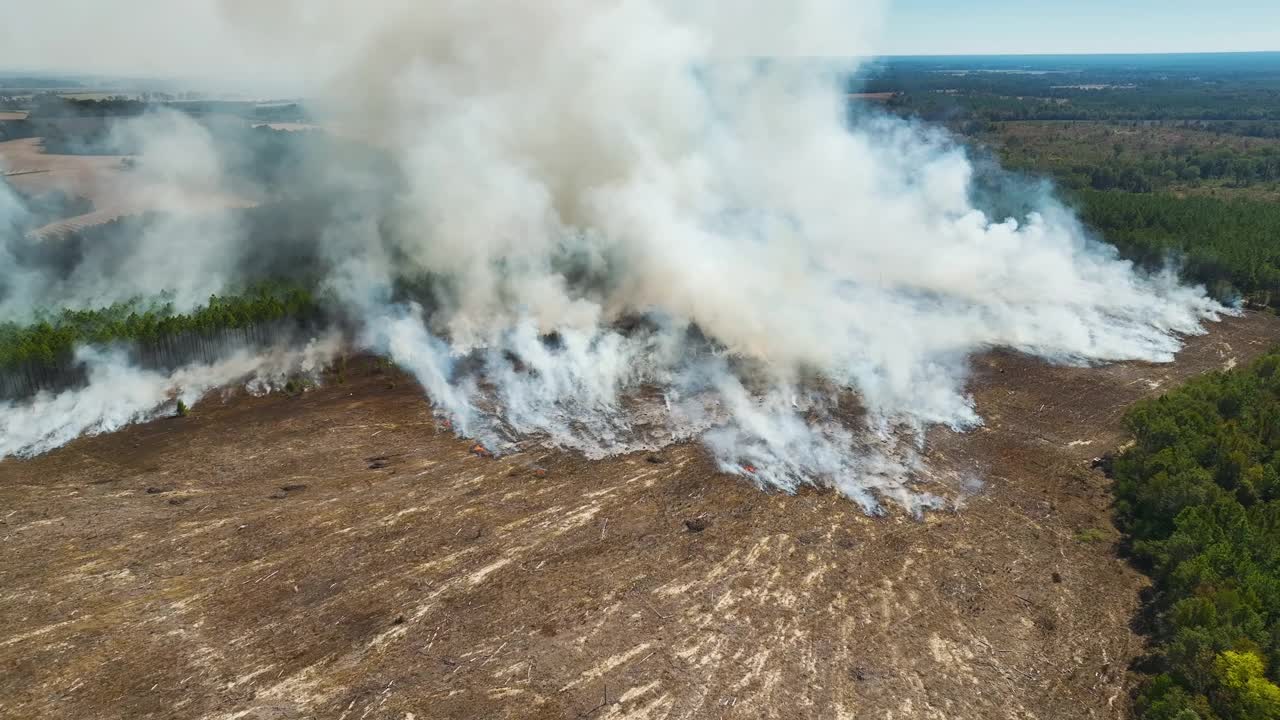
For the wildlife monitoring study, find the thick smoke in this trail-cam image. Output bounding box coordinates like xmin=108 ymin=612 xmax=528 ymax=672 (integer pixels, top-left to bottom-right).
xmin=2 ymin=1 xmax=1228 ymax=513
xmin=0 ymin=110 xmax=256 ymax=319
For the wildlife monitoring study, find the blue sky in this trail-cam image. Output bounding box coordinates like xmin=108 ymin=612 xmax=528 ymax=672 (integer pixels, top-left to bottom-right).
xmin=881 ymin=0 xmax=1280 ymax=55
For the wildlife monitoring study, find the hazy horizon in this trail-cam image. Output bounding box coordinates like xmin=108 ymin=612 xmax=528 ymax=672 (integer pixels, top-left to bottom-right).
xmin=3 ymin=50 xmax=1279 ymax=86
xmin=1 ymin=0 xmax=1276 ymax=89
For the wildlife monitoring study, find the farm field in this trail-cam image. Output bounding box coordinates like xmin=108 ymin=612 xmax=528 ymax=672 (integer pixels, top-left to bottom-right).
xmin=0 ymin=137 xmax=256 ymax=238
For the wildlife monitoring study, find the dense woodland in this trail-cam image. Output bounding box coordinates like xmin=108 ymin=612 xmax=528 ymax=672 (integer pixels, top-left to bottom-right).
xmin=0 ymin=282 xmax=319 ymax=369
xmin=1076 ymin=192 xmax=1280 ymax=306
xmin=1114 ymin=352 xmax=1280 ymax=719
xmin=999 ymin=136 xmax=1280 ymax=193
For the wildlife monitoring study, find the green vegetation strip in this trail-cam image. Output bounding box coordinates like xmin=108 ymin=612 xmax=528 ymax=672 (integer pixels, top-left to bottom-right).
xmin=0 ymin=282 xmax=321 ymax=370
xmin=1116 ymin=351 xmax=1280 ymax=718
xmin=1077 ymin=191 xmax=1280 ymax=307
xmin=999 ymin=131 xmax=1280 ymax=195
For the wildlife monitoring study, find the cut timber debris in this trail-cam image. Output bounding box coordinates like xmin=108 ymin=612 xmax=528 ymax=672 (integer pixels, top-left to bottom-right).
xmin=684 ymin=517 xmax=709 ymax=533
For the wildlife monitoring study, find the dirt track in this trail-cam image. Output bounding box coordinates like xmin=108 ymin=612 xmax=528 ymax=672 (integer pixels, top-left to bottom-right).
xmin=2 ymin=312 xmax=1279 ymax=720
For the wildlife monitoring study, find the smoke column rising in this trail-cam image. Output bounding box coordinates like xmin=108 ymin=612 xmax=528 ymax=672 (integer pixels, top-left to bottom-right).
xmin=1 ymin=1 xmax=1228 ymax=512
xmin=294 ymin=0 xmax=1222 ymax=511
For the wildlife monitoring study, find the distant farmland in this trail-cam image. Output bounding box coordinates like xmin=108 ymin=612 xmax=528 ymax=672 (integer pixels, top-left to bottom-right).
xmin=1 ymin=136 xmax=257 ymax=238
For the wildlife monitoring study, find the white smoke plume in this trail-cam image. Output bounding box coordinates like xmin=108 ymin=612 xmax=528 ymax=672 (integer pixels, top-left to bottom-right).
xmin=298 ymin=0 xmax=1222 ymax=512
xmin=2 ymin=1 xmax=1228 ymax=513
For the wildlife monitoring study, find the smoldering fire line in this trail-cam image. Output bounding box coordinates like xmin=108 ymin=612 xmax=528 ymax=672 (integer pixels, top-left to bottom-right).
xmin=0 ymin=319 xmax=330 ymax=401
xmin=0 ymin=333 xmax=342 ymax=461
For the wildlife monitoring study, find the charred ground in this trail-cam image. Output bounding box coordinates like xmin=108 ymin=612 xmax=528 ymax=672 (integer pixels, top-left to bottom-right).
xmin=2 ymin=312 xmax=1278 ymax=720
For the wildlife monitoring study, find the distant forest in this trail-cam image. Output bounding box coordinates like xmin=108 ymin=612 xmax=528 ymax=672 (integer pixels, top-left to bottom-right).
xmin=24 ymin=95 xmax=310 ymax=123
xmin=0 ymin=93 xmax=313 ymax=150
xmin=854 ymin=54 xmax=1280 ymax=309
xmin=859 ymin=53 xmax=1280 ymax=125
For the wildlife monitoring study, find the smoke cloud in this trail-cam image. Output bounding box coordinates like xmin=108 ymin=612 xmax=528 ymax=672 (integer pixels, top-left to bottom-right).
xmin=1 ymin=1 xmax=1228 ymax=513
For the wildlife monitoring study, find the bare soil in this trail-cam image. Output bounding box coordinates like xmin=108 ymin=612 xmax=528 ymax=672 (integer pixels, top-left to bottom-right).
xmin=2 ymin=312 xmax=1279 ymax=720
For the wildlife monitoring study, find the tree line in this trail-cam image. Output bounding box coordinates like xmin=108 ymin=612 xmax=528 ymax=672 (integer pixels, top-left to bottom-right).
xmin=1075 ymin=191 xmax=1280 ymax=307
xmin=895 ymin=92 xmax=1280 ymax=125
xmin=1115 ymin=350 xmax=1280 ymax=719
xmin=1001 ymin=145 xmax=1280 ymax=194
xmin=0 ymin=282 xmax=321 ymax=374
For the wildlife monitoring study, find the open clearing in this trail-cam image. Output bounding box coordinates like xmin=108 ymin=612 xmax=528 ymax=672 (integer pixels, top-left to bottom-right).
xmin=0 ymin=138 xmax=130 ymax=198
xmin=2 ymin=312 xmax=1279 ymax=720
xmin=0 ymin=138 xmax=255 ymax=238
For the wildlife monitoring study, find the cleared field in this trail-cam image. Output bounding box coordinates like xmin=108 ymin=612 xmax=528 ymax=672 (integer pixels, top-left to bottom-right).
xmin=0 ymin=137 xmax=127 ymax=195
xmin=2 ymin=312 xmax=1277 ymax=719
xmin=0 ymin=137 xmax=256 ymax=237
